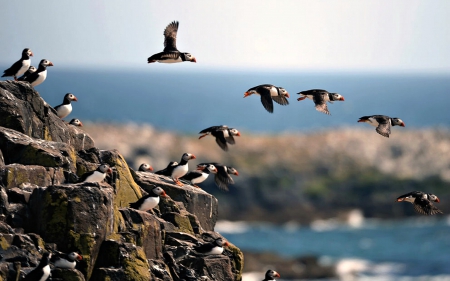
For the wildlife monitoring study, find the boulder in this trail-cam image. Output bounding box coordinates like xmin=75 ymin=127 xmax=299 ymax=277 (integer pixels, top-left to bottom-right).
xmin=51 ymin=268 xmax=86 ymax=281
xmin=0 ymin=164 xmax=65 ymax=190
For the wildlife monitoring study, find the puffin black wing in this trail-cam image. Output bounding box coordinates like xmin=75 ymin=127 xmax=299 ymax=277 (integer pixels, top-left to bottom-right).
xmin=413 ymin=198 xmax=443 ymax=215
xmin=154 ymin=161 xmax=177 ymax=176
xmin=215 ymin=135 xmax=229 ymax=151
xmin=77 ymin=170 xmax=95 ymax=183
xmin=272 ymin=87 xmax=289 ymax=106
xmin=258 ymin=86 xmax=274 ymax=113
xmin=163 ymin=21 xmax=179 ymax=52
xmin=373 ymin=115 xmax=391 ymax=138
xmin=2 ymin=60 xmax=23 ymax=77
xmin=312 ymin=92 xmax=330 ymax=115
xmin=181 ymin=171 xmax=203 ymax=181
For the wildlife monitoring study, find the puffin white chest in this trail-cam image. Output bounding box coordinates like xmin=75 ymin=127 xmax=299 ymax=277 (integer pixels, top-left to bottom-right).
xmin=139 ymin=196 xmax=160 ymax=211
xmin=366 ymin=117 xmax=380 ymax=127
xmin=39 ymin=265 xmax=51 ymax=281
xmin=191 ymin=172 xmax=209 ymax=184
xmin=32 ymin=70 xmax=47 ymax=86
xmin=172 ymin=164 xmax=188 ymax=179
xmin=54 ymin=259 xmax=76 ymax=269
xmin=18 ymin=59 xmax=31 ymax=77
xmin=84 ymin=171 xmax=106 ymax=182
xmin=159 ymin=57 xmax=182 ymax=63
xmin=268 ymin=87 xmax=278 ymax=97
xmin=57 ymin=104 xmax=72 ymax=119
xmin=205 ymin=246 xmax=224 ymax=255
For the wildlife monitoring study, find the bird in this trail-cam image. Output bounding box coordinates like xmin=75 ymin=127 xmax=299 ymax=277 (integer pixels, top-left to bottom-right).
xmin=2 ymin=48 xmax=33 ymax=80
xmin=357 ymin=115 xmax=405 ymax=138
xmin=78 ymin=164 xmax=112 ymax=183
xmin=297 ymin=89 xmax=344 ymax=115
xmin=24 ymin=252 xmax=51 ymax=281
xmin=147 ymin=21 xmax=196 ymax=63
xmin=396 ymin=191 xmax=443 ymax=215
xmin=23 ymin=59 xmax=53 ymax=87
xmin=180 ymin=164 xmax=218 ymax=188
xmin=69 ymin=118 xmax=83 ymax=127
xmin=198 ymin=125 xmax=241 ymax=151
xmin=129 ymin=187 xmax=167 ymax=211
xmin=50 ymin=251 xmax=82 ymax=269
xmin=53 ymin=93 xmax=78 ymax=119
xmin=263 ymin=270 xmax=281 ymax=281
xmin=17 ymin=66 xmax=37 ymax=81
xmin=193 ymin=238 xmax=229 ymax=255
xmin=138 ymin=163 xmax=153 ymax=172
xmin=171 ymin=153 xmax=196 ymax=186
xmin=244 ymin=84 xmax=290 ymax=113
xmin=197 ymin=163 xmax=238 ymax=191
xmin=154 ymin=161 xmax=178 ymax=177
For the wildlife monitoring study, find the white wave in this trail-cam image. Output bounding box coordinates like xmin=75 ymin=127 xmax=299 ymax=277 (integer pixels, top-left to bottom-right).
xmin=215 ymin=220 xmax=250 ymax=234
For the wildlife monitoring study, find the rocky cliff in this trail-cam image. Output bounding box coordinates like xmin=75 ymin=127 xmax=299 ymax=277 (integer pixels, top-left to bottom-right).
xmin=0 ymin=80 xmax=244 ymax=281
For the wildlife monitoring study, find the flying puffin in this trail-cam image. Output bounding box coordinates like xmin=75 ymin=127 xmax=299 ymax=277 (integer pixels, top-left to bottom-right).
xmin=244 ymin=84 xmax=290 ymax=113
xmin=78 ymin=164 xmax=112 ymax=183
xmin=51 ymin=251 xmax=82 ymax=269
xmin=17 ymin=66 xmax=36 ymax=81
xmin=69 ymin=118 xmax=83 ymax=127
xmin=171 ymin=153 xmax=196 ymax=186
xmin=197 ymin=162 xmax=238 ymax=191
xmin=24 ymin=59 xmax=53 ymax=87
xmin=154 ymin=161 xmax=178 ymax=176
xmin=193 ymin=238 xmax=229 ymax=255
xmin=180 ymin=164 xmax=217 ymax=188
xmin=147 ymin=21 xmax=196 ymax=63
xmin=357 ymin=115 xmax=405 ymax=138
xmin=53 ymin=93 xmax=78 ymax=119
xmin=129 ymin=187 xmax=167 ymax=211
xmin=24 ymin=252 xmax=51 ymax=281
xmin=138 ymin=163 xmax=153 ymax=172
xmin=263 ymin=270 xmax=281 ymax=281
xmin=396 ymin=191 xmax=443 ymax=215
xmin=297 ymin=89 xmax=344 ymax=115
xmin=2 ymin=48 xmax=33 ymax=80
xmin=198 ymin=125 xmax=241 ymax=151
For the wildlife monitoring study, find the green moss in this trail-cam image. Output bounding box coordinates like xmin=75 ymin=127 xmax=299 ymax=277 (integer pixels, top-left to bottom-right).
xmin=122 ymin=247 xmax=150 ymax=281
xmin=227 ymin=243 xmax=244 ymax=281
xmin=111 ymin=153 xmax=142 ymax=208
xmin=68 ymin=231 xmax=96 ymax=280
xmin=42 ymin=189 xmax=70 ymax=240
xmin=0 ymin=236 xmax=11 ymax=250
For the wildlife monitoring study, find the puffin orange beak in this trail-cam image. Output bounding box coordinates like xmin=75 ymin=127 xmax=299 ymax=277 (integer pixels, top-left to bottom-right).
xmin=73 ymin=96 xmax=78 ymax=102
xmin=78 ymin=121 xmax=83 ymax=127
xmin=244 ymin=92 xmax=251 ymax=98
xmin=107 ymin=168 xmax=113 ymax=174
xmin=357 ymin=119 xmax=365 ymax=123
xmin=435 ymin=197 xmax=440 ymax=203
xmin=161 ymin=191 xmax=167 ymax=197
xmin=396 ymin=198 xmax=405 ymax=202
xmin=223 ymin=241 xmax=229 ymax=247
xmin=196 ymin=165 xmax=206 ymax=171
xmin=190 ymin=155 xmax=196 ymax=159
xmin=48 ymin=61 xmax=54 ymax=66
xmin=285 ymin=93 xmax=290 ymax=98
xmin=30 ymin=52 xmax=34 ymax=57
xmin=274 ymin=272 xmax=280 ymax=278
xmin=149 ymin=166 xmax=154 ymax=171
xmin=400 ymin=122 xmax=405 ymax=127
xmin=76 ymin=254 xmax=83 ymax=261
xmin=234 ymin=171 xmax=239 ymax=176
xmin=191 ymin=58 xmax=197 ymax=63
xmin=340 ymin=96 xmax=345 ymax=101
xmin=212 ymin=168 xmax=218 ymax=173
xmin=297 ymin=96 xmax=306 ymax=101
xmin=236 ymin=132 xmax=241 ymax=137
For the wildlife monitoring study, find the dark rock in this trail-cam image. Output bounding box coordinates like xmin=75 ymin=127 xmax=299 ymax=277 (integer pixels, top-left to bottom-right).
xmin=7 ymin=187 xmax=33 ymax=204
xmin=1 ymin=164 xmax=65 ymax=192
xmin=148 ymin=259 xmax=173 ymax=281
xmin=0 ymin=149 xmax=4 ymax=167
xmin=0 ymin=81 xmax=95 ymax=151
xmin=91 ymin=268 xmax=125 ymax=281
xmin=181 ymin=255 xmax=234 ymax=281
xmin=6 ymin=203 xmax=29 ymax=229
xmin=51 ymin=268 xmax=86 ymax=281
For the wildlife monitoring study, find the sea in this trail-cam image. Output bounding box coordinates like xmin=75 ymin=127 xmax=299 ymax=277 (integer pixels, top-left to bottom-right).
xmin=4 ymin=66 xmax=449 ymax=134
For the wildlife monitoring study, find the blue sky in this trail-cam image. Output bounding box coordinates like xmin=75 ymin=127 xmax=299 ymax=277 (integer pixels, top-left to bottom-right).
xmin=1 ymin=1 xmax=449 ymax=73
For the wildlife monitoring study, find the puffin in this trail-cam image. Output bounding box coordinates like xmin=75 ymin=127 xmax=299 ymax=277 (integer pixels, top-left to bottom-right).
xmin=171 ymin=153 xmax=196 ymax=186
xmin=297 ymin=89 xmax=344 ymax=115
xmin=2 ymin=48 xmax=33 ymax=80
xmin=51 ymin=251 xmax=82 ymax=269
xmin=263 ymin=270 xmax=281 ymax=281
xmin=198 ymin=125 xmax=241 ymax=151
xmin=244 ymin=84 xmax=290 ymax=113
xmin=138 ymin=163 xmax=153 ymax=172
xmin=129 ymin=187 xmax=167 ymax=211
xmin=154 ymin=161 xmax=178 ymax=176
xmin=53 ymin=93 xmax=78 ymax=119
xmin=78 ymin=164 xmax=112 ymax=183
xmin=396 ymin=191 xmax=443 ymax=215
xmin=357 ymin=115 xmax=405 ymax=138
xmin=147 ymin=21 xmax=197 ymax=63
xmin=17 ymin=66 xmax=36 ymax=81
xmin=69 ymin=118 xmax=83 ymax=127
xmin=24 ymin=59 xmax=53 ymax=87
xmin=24 ymin=252 xmax=51 ymax=281
xmin=197 ymin=162 xmax=238 ymax=191
xmin=180 ymin=164 xmax=218 ymax=188
xmin=193 ymin=238 xmax=229 ymax=255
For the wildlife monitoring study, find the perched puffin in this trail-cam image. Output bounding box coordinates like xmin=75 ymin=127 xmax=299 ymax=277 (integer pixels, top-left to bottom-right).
xmin=2 ymin=48 xmax=33 ymax=80
xmin=69 ymin=118 xmax=83 ymax=127
xmin=357 ymin=115 xmax=405 ymax=138
xmin=51 ymin=251 xmax=82 ymax=269
xmin=244 ymin=84 xmax=290 ymax=113
xmin=263 ymin=269 xmax=281 ymax=281
xmin=78 ymin=164 xmax=112 ymax=183
xmin=24 ymin=252 xmax=51 ymax=281
xmin=24 ymin=59 xmax=53 ymax=87
xmin=171 ymin=153 xmax=196 ymax=186
xmin=138 ymin=163 xmax=153 ymax=172
xmin=197 ymin=162 xmax=238 ymax=191
xmin=129 ymin=187 xmax=167 ymax=211
xmin=193 ymin=238 xmax=229 ymax=255
xmin=147 ymin=21 xmax=196 ymax=63
xmin=198 ymin=125 xmax=241 ymax=151
xmin=396 ymin=191 xmax=443 ymax=215
xmin=17 ymin=66 xmax=37 ymax=81
xmin=53 ymin=93 xmax=78 ymax=119
xmin=154 ymin=161 xmax=178 ymax=176
xmin=297 ymin=89 xmax=344 ymax=115
xmin=180 ymin=164 xmax=218 ymax=188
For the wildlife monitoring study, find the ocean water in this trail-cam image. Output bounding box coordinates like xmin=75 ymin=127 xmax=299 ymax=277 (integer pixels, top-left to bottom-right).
xmin=217 ymin=217 xmax=450 ymax=280
xmin=4 ymin=66 xmax=449 ymax=133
